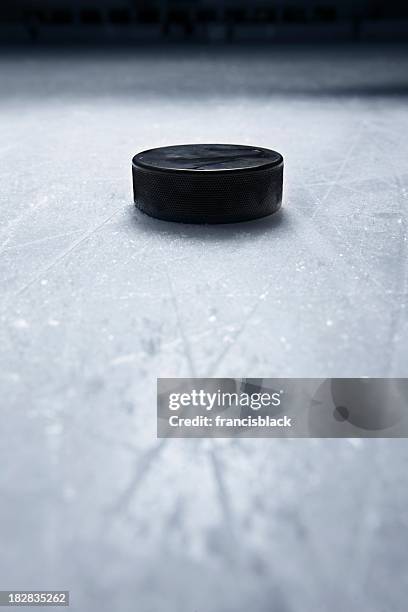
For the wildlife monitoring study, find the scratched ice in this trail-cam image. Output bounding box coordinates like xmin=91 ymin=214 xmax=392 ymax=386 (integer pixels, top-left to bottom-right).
xmin=0 ymin=45 xmax=407 ymax=612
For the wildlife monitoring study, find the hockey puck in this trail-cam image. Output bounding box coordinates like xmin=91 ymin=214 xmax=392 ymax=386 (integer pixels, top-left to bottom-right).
xmin=132 ymin=144 xmax=283 ymax=224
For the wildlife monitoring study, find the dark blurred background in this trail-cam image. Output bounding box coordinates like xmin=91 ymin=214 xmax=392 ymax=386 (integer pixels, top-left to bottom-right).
xmin=1 ymin=0 xmax=408 ymax=44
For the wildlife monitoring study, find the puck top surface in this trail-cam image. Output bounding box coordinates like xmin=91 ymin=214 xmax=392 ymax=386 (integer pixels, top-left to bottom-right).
xmin=133 ymin=144 xmax=283 ymax=173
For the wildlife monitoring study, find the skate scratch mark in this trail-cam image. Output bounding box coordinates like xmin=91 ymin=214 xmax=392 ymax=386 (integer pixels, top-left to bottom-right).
xmin=7 ymin=206 xmax=124 ymax=304
xmin=3 ymin=229 xmax=84 ymax=251
xmin=205 ymin=286 xmax=269 ymax=378
xmin=311 ymin=125 xmax=364 ymax=220
xmin=165 ymin=266 xmax=197 ymax=378
xmin=210 ymin=447 xmax=239 ymax=563
xmin=107 ymin=439 xmax=168 ymax=517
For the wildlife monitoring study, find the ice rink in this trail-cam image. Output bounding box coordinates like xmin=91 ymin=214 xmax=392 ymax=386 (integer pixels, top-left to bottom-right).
xmin=1 ymin=44 xmax=408 ymax=611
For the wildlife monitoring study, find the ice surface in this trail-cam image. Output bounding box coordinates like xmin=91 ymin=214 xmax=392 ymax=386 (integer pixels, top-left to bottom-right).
xmin=0 ymin=44 xmax=408 ymax=612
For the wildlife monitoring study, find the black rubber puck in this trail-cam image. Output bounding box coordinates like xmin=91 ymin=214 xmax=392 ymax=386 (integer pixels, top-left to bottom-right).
xmin=132 ymin=144 xmax=283 ymax=224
